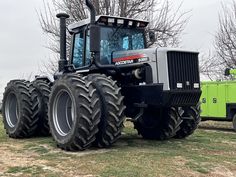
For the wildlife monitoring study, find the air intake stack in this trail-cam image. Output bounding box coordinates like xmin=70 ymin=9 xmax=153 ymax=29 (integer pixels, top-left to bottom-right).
xmin=56 ymin=13 xmax=70 ymax=72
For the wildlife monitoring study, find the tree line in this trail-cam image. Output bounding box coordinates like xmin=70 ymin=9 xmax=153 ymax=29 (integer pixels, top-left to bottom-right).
xmin=39 ymin=0 xmax=236 ymax=80
xmin=200 ymin=1 xmax=236 ymax=80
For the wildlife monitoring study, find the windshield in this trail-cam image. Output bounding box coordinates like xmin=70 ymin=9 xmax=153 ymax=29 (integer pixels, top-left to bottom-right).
xmin=72 ymin=26 xmax=146 ymax=68
xmin=100 ymin=27 xmax=145 ymax=64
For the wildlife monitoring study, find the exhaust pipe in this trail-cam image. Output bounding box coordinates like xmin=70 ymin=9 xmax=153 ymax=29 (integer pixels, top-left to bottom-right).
xmin=85 ymin=0 xmax=100 ymax=54
xmin=85 ymin=0 xmax=96 ymax=24
xmin=56 ymin=13 xmax=70 ymax=72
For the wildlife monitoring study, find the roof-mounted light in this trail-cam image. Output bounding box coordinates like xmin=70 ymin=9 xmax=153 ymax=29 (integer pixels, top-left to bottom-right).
xmin=139 ymin=22 xmax=146 ymax=27
xmin=117 ymin=19 xmax=124 ymax=25
xmin=68 ymin=16 xmax=149 ymax=32
xmin=128 ymin=21 xmax=133 ymax=26
xmin=100 ymin=17 xmax=108 ymax=23
xmin=108 ymin=18 xmax=115 ymax=24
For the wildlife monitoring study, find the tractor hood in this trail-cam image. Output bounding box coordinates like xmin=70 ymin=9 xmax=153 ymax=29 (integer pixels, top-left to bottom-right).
xmin=112 ymin=47 xmax=198 ymax=66
xmin=112 ymin=47 xmax=199 ymax=91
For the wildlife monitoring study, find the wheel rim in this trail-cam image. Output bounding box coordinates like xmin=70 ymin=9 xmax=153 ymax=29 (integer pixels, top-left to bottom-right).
xmin=53 ymin=89 xmax=75 ymax=136
xmin=5 ymin=93 xmax=19 ymax=128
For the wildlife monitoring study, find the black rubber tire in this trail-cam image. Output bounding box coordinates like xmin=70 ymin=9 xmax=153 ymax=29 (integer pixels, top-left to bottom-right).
xmin=174 ymin=104 xmax=201 ymax=139
xmin=31 ymin=79 xmax=52 ymax=136
xmin=232 ymin=114 xmax=236 ymax=132
xmin=2 ymin=80 xmax=38 ymax=138
xmin=48 ymin=74 xmax=101 ymax=151
xmin=134 ymin=107 xmax=182 ymax=140
xmin=87 ymin=74 xmax=126 ymax=148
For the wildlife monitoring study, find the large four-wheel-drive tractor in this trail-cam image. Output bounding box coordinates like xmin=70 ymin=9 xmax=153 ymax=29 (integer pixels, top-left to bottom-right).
xmin=1 ymin=0 xmax=201 ymax=151
xmin=201 ymin=69 xmax=236 ymax=131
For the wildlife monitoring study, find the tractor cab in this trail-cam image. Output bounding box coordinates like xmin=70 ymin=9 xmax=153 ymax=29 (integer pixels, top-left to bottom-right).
xmin=68 ymin=16 xmax=149 ymax=69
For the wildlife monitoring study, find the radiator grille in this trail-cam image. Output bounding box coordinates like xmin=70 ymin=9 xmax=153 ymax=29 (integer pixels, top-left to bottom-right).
xmin=167 ymin=51 xmax=200 ymax=90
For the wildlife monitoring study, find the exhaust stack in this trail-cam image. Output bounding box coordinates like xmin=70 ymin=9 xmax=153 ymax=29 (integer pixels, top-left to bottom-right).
xmin=85 ymin=0 xmax=96 ymax=24
xmin=56 ymin=13 xmax=70 ymax=72
xmin=85 ymin=0 xmax=100 ymax=54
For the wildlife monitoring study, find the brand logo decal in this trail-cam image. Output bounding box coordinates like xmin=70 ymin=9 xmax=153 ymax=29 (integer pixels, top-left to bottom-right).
xmin=113 ymin=54 xmax=149 ymax=66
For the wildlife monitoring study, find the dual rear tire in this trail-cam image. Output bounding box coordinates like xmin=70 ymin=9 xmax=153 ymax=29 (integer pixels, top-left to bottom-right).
xmin=31 ymin=79 xmax=51 ymax=136
xmin=134 ymin=107 xmax=182 ymax=140
xmin=174 ymin=105 xmax=201 ymax=139
xmin=2 ymin=80 xmax=38 ymax=138
xmin=2 ymin=79 xmax=52 ymax=138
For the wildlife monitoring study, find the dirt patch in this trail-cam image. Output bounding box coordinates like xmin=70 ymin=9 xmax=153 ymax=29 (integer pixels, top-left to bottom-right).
xmin=0 ymin=143 xmax=61 ymax=175
xmin=204 ymin=166 xmax=236 ymax=177
xmin=174 ymin=156 xmax=189 ymax=166
xmin=0 ymin=141 xmax=114 ymax=176
xmin=221 ymin=140 xmax=236 ymax=147
xmin=172 ymin=166 xmax=236 ymax=177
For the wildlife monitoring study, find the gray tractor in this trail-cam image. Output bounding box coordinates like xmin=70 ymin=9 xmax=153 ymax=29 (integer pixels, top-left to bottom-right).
xmin=1 ymin=0 xmax=201 ymax=151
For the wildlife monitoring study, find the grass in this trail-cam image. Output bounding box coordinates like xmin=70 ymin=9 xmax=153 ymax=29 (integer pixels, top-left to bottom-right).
xmin=0 ymin=114 xmax=236 ymax=177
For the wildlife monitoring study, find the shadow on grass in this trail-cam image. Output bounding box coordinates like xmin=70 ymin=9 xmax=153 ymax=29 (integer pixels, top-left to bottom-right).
xmin=199 ymin=125 xmax=235 ymax=133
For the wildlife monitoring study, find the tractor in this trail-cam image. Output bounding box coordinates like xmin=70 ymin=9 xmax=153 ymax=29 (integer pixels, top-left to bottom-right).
xmin=1 ymin=0 xmax=201 ymax=151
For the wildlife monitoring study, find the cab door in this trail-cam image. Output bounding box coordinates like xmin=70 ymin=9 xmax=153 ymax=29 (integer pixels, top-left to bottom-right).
xmin=207 ymin=84 xmax=219 ymax=117
xmin=71 ymin=28 xmax=91 ymax=68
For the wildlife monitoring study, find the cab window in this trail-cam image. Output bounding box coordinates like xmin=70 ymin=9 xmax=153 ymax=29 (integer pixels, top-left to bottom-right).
xmin=73 ymin=32 xmax=84 ymax=68
xmin=72 ymin=30 xmax=91 ymax=68
xmin=100 ymin=27 xmax=145 ymax=64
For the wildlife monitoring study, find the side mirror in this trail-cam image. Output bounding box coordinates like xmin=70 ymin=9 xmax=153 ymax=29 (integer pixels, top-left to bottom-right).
xmin=149 ymin=31 xmax=156 ymax=44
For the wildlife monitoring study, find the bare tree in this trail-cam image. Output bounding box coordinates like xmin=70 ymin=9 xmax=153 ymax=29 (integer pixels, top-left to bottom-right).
xmin=201 ymin=1 xmax=236 ymax=80
xmin=216 ymin=1 xmax=236 ymax=68
xmin=199 ymin=52 xmax=226 ymax=80
xmin=38 ymin=0 xmax=189 ymax=74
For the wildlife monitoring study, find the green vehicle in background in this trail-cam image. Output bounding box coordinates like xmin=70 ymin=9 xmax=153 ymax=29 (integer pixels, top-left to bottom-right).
xmin=201 ymin=69 xmax=236 ymax=131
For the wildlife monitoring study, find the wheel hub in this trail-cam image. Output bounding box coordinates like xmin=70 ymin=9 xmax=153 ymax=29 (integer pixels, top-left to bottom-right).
xmin=5 ymin=93 xmax=19 ymax=128
xmin=53 ymin=89 xmax=75 ymax=136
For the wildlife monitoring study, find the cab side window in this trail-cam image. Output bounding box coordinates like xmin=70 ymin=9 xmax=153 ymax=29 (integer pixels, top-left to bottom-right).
xmin=85 ymin=31 xmax=91 ymax=66
xmin=132 ymin=33 xmax=145 ymax=49
xmin=73 ymin=32 xmax=84 ymax=68
xmin=73 ymin=30 xmax=91 ymax=68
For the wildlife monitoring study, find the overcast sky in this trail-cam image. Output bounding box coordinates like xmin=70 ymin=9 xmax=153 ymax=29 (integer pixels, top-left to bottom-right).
xmin=0 ymin=0 xmax=232 ymax=99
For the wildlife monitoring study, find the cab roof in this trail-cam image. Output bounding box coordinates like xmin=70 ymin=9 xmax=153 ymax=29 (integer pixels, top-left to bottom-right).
xmin=68 ymin=15 xmax=149 ymax=32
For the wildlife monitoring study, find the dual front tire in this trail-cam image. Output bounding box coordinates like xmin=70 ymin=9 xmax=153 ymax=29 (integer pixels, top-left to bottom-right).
xmin=48 ymin=74 xmax=101 ymax=151
xmin=48 ymin=74 xmax=126 ymax=150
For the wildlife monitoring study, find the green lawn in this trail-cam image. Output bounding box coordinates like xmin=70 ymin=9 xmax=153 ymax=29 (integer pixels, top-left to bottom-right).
xmin=0 ymin=114 xmax=236 ymax=177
